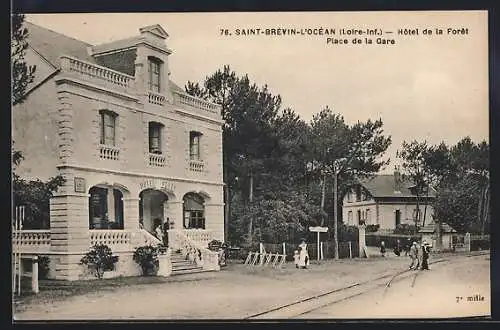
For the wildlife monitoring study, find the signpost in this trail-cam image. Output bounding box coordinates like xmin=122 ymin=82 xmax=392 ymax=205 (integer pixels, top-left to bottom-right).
xmin=309 ymin=226 xmax=328 ymax=262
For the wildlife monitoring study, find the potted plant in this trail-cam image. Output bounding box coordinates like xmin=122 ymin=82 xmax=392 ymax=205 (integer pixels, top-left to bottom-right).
xmin=133 ymin=245 xmax=160 ymax=276
xmin=80 ymin=244 xmax=119 ymax=279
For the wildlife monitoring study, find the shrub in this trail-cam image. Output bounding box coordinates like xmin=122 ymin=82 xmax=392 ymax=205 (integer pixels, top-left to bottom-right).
xmin=80 ymin=244 xmax=119 ymax=279
xmin=365 ymin=224 xmax=380 ymax=233
xmin=338 ymin=224 xmax=359 ymax=242
xmin=133 ymin=245 xmax=159 ymax=276
xmin=38 ymin=255 xmax=50 ymax=279
xmin=393 ymin=223 xmax=418 ymax=235
xmin=208 ymin=239 xmax=223 ymax=251
xmin=365 ymin=233 xmax=420 ymax=249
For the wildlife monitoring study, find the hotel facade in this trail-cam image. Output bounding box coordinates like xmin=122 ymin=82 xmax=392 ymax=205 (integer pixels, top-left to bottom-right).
xmin=13 ymin=22 xmax=225 ymax=280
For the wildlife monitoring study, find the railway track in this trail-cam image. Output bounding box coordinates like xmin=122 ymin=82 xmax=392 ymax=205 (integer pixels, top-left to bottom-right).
xmin=245 ymin=258 xmax=453 ymax=319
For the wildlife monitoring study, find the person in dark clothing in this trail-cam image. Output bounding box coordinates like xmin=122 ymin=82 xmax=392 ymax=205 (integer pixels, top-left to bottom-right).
xmin=393 ymin=239 xmax=401 ymax=256
xmin=404 ymin=238 xmax=411 ymax=256
xmin=421 ymin=241 xmax=431 ymax=270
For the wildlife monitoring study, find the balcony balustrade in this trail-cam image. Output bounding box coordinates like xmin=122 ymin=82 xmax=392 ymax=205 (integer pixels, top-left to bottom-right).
xmin=99 ymin=144 xmax=120 ymax=160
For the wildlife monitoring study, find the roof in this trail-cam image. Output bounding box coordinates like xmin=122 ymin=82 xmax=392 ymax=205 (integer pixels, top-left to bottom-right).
xmin=24 ymin=21 xmax=181 ymax=87
xmin=139 ymin=25 xmax=169 ymax=39
xmin=359 ymin=174 xmax=436 ymax=198
xmin=418 ymin=223 xmax=457 ymax=234
xmin=25 ymin=21 xmax=95 ymax=68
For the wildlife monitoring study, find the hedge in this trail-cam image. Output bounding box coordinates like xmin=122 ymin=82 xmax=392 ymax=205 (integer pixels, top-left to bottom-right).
xmin=365 ymin=233 xmax=421 ymax=249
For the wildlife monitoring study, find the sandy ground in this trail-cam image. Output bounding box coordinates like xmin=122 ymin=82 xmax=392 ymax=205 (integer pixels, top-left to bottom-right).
xmin=13 ymin=253 xmax=489 ymax=320
xmin=300 ymin=254 xmax=491 ymax=319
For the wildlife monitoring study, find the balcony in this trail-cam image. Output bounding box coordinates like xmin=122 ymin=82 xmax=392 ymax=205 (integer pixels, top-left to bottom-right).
xmin=189 ymin=160 xmax=204 ymax=172
xmin=99 ymin=144 xmax=120 ymax=160
xmin=59 ymin=56 xmax=136 ymax=96
xmin=12 ymin=230 xmax=51 ymax=254
xmin=147 ymin=91 xmax=167 ymax=106
xmin=173 ymin=91 xmax=222 ymax=120
xmin=149 ymin=153 xmax=166 ymax=167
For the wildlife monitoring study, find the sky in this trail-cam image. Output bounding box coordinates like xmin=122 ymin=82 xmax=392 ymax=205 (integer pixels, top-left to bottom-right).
xmin=25 ymin=11 xmax=489 ymax=173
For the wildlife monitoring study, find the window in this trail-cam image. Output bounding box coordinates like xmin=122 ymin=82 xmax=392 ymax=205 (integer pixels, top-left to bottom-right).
xmin=148 ymin=57 xmax=161 ymax=93
xmin=189 ymin=131 xmax=202 ymax=161
xmin=366 ymin=209 xmax=371 ymax=224
xmin=99 ymin=110 xmax=117 ymax=146
xmin=347 ymin=211 xmax=353 ymax=225
xmin=188 ymin=211 xmax=205 ymax=229
xmin=357 ymin=210 xmax=363 ymax=225
xmin=395 ymin=209 xmax=401 ymax=227
xmin=89 ymin=186 xmax=124 ymax=230
xmin=149 ymin=122 xmax=163 ymax=154
xmin=183 ymin=193 xmax=205 ymax=229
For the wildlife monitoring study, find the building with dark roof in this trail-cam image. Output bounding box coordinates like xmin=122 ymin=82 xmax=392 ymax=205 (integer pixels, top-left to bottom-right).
xmin=13 ymin=22 xmax=224 ymax=280
xmin=342 ymin=169 xmax=436 ymax=230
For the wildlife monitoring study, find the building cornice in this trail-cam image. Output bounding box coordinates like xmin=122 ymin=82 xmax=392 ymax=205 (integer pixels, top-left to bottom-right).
xmin=91 ymin=37 xmax=172 ymax=57
xmin=56 ymin=163 xmax=225 ymax=186
xmin=55 ymin=76 xmax=139 ymax=102
xmin=174 ymin=107 xmax=225 ymax=126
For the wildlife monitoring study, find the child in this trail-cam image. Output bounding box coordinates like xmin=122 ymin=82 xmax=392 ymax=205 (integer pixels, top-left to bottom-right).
xmin=293 ymin=250 xmax=300 ymax=268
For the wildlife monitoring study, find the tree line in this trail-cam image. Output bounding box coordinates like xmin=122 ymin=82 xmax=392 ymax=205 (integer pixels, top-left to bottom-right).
xmin=186 ymin=66 xmax=490 ymax=246
xmin=398 ymin=138 xmax=490 ymax=236
xmin=185 ymin=66 xmax=393 ymax=246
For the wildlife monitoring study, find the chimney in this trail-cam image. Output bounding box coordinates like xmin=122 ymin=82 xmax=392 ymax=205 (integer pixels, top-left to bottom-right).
xmin=394 ymin=165 xmax=401 ymax=193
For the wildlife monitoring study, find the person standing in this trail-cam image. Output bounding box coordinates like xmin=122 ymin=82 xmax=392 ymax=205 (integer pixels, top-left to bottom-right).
xmin=408 ymin=242 xmax=418 ymax=270
xmin=405 ymin=238 xmax=411 ymax=256
xmin=393 ymin=239 xmax=401 ymax=256
xmin=380 ymin=241 xmax=386 ymax=257
xmin=154 ymin=218 xmax=164 ymax=242
xmin=162 ymin=218 xmax=170 ymax=247
xmin=415 ymin=241 xmax=422 ymax=270
xmin=298 ymin=239 xmax=309 ymax=269
xmin=421 ymin=241 xmax=431 ymax=270
xmin=293 ymin=250 xmax=300 ymax=269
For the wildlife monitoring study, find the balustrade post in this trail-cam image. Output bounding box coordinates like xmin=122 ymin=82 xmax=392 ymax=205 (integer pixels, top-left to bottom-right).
xmin=31 ymin=256 xmax=39 ymax=294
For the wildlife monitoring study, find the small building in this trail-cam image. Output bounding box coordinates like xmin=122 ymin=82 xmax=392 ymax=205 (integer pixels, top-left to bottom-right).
xmin=342 ymin=168 xmax=436 ymax=231
xmin=418 ymin=222 xmax=457 ymax=251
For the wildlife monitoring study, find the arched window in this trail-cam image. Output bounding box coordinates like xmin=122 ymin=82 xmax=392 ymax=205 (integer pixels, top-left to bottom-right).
xmin=89 ymin=186 xmax=124 ymax=229
xmin=183 ymin=193 xmax=205 ymax=229
xmin=149 ymin=121 xmax=164 ymax=154
xmin=148 ymin=56 xmax=163 ymax=93
xmin=99 ymin=110 xmax=118 ymax=146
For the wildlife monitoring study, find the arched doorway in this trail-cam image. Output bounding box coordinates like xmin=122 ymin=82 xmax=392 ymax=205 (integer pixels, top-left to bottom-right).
xmin=139 ymin=189 xmax=169 ymax=234
xmin=183 ymin=193 xmax=205 ymax=229
xmin=89 ymin=185 xmax=125 ymax=229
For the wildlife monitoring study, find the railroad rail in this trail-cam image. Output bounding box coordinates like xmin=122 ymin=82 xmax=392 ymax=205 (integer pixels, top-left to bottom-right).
xmin=245 ymin=254 xmax=488 ymax=320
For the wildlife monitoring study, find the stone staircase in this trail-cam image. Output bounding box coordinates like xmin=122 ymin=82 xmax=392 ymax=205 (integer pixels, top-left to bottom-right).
xmin=170 ymin=251 xmax=207 ymax=276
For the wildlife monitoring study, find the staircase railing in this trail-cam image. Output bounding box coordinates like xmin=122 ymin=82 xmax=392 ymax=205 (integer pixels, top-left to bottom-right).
xmin=133 ymin=228 xmax=163 ymax=247
xmin=168 ymin=229 xmax=220 ymax=271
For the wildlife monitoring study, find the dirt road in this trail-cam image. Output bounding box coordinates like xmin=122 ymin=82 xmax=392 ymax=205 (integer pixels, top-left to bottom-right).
xmin=299 ymin=254 xmax=490 ymax=319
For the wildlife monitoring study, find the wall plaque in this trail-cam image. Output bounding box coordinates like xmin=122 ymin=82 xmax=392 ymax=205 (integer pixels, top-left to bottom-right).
xmin=74 ymin=177 xmax=86 ymax=193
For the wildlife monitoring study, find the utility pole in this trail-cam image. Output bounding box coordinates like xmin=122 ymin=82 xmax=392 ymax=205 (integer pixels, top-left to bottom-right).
xmin=247 ymin=172 xmax=254 ymax=244
xmin=333 ymin=167 xmax=339 ymax=260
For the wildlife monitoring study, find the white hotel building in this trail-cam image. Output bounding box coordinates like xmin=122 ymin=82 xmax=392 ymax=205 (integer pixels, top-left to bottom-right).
xmin=12 ymin=22 xmax=225 ymax=280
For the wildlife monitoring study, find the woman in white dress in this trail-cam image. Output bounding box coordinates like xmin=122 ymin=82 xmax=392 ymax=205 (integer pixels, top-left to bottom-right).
xmin=298 ymin=239 xmax=310 ymax=269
